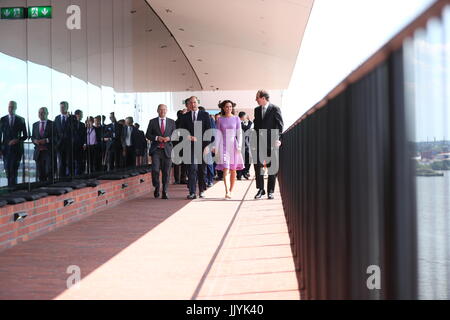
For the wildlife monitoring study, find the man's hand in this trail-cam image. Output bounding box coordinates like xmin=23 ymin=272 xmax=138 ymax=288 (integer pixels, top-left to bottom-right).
xmin=163 ymin=137 xmax=170 ymax=143
xmin=122 ymin=149 xmax=126 ymax=157
xmin=188 ymin=136 xmax=197 ymax=142
xmin=275 ymin=140 xmax=282 ymax=148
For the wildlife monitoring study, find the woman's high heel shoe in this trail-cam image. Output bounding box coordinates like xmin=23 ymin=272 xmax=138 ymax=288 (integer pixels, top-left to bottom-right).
xmin=225 ymin=192 xmax=231 ymax=200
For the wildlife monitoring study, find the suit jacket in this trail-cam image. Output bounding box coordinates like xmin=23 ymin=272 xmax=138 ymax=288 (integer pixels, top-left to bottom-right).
xmin=104 ymin=122 xmax=123 ymax=152
xmin=146 ymin=117 xmax=176 ymax=158
xmin=135 ymin=130 xmax=147 ymax=151
xmin=180 ymin=110 xmax=212 ymax=151
xmin=31 ymin=120 xmax=54 ymax=161
xmin=241 ymin=120 xmax=253 ymax=132
xmin=121 ymin=125 xmax=140 ymax=149
xmin=253 ymin=104 xmax=283 ymax=151
xmin=0 ymin=114 xmax=28 ymax=155
xmin=54 ymin=114 xmax=75 ymax=151
xmin=73 ymin=121 xmax=86 ymax=148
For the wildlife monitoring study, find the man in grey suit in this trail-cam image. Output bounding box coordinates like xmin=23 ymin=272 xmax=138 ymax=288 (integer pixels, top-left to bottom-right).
xmin=146 ymin=104 xmax=176 ymax=200
xmin=31 ymin=107 xmax=54 ymax=182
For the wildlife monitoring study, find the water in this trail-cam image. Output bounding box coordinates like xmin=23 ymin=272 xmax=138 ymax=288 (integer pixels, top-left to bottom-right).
xmin=416 ymin=172 xmax=450 ymax=299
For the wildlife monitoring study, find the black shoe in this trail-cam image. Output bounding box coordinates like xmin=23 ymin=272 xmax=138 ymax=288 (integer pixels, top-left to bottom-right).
xmin=268 ymin=193 xmax=274 ymax=200
xmin=254 ymin=189 xmax=266 ymax=199
xmin=244 ymin=174 xmax=250 ymax=180
xmin=174 ymin=181 xmax=180 ymax=185
xmin=162 ymin=192 xmax=169 ymax=199
xmin=154 ymin=188 xmax=160 ymax=198
xmin=237 ymin=176 xmax=242 ymax=180
xmin=187 ymin=193 xmax=197 ymax=200
xmin=199 ymin=192 xmax=205 ymax=198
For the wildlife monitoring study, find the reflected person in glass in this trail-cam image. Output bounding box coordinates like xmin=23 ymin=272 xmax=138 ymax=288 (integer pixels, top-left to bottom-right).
xmin=0 ymin=101 xmax=28 ymax=187
xmin=31 ymin=107 xmax=53 ymax=182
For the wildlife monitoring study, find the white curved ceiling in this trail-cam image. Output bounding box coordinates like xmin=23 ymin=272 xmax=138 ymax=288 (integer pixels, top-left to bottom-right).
xmin=146 ymin=0 xmax=314 ymax=91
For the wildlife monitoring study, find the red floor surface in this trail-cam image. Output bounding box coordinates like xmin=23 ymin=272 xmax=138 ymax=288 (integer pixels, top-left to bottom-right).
xmin=0 ymin=178 xmax=300 ymax=300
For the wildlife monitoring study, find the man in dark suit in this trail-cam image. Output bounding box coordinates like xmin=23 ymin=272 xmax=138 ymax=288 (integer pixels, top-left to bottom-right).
xmin=253 ymin=90 xmax=284 ymax=200
xmin=31 ymin=107 xmax=54 ymax=182
xmin=104 ymin=112 xmax=123 ymax=171
xmin=54 ymin=101 xmax=73 ymax=178
xmin=173 ymin=108 xmax=188 ymax=185
xmin=180 ymin=96 xmax=211 ymax=199
xmin=237 ymin=111 xmax=253 ymax=180
xmin=73 ymin=109 xmax=86 ymax=176
xmin=146 ymin=104 xmax=176 ymax=199
xmin=0 ymin=101 xmax=28 ymax=187
xmin=94 ymin=115 xmax=105 ymax=172
xmin=121 ymin=116 xmax=139 ymax=169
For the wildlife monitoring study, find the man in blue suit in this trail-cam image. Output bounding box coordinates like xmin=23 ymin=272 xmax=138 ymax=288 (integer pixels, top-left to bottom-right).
xmin=0 ymin=101 xmax=28 ymax=187
xmin=54 ymin=101 xmax=73 ymax=178
xmin=180 ymin=97 xmax=211 ymax=199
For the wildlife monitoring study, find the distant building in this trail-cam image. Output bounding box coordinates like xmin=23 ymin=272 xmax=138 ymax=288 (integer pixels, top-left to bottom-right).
xmin=421 ymin=151 xmax=433 ymax=160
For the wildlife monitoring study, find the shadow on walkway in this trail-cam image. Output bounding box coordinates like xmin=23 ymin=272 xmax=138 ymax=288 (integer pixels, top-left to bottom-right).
xmin=0 ymin=184 xmax=191 ymax=299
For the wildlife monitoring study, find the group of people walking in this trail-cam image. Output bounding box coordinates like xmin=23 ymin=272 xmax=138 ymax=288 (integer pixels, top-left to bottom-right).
xmin=148 ymin=90 xmax=283 ymax=201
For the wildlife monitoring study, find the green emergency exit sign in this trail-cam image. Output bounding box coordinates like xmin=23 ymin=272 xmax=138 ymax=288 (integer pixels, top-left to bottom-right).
xmin=28 ymin=6 xmax=52 ymax=19
xmin=1 ymin=7 xmax=26 ymax=19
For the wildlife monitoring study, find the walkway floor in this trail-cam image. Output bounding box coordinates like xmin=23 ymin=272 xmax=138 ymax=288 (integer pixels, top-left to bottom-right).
xmin=0 ymin=178 xmax=300 ymax=300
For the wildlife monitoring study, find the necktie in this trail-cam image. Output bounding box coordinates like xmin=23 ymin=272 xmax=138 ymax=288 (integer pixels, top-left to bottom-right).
xmin=159 ymin=119 xmax=165 ymax=148
xmin=9 ymin=116 xmax=14 ymax=127
xmin=40 ymin=121 xmax=45 ymax=137
xmin=160 ymin=119 xmax=165 ymax=135
xmin=62 ymin=116 xmax=66 ymax=128
xmin=193 ymin=112 xmax=196 ymax=122
xmin=262 ymin=107 xmax=266 ymax=119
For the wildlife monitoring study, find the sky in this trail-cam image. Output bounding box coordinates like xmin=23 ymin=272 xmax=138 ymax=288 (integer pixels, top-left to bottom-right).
xmin=283 ymin=0 xmax=437 ymax=129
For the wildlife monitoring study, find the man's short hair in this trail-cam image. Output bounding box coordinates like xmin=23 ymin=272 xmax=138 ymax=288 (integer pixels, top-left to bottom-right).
xmin=198 ymin=106 xmax=205 ymax=111
xmin=126 ymin=116 xmax=134 ymax=123
xmin=257 ymin=90 xmax=270 ymax=101
xmin=157 ymin=104 xmax=167 ymax=110
xmin=238 ymin=111 xmax=246 ymax=118
xmin=74 ymin=109 xmax=82 ymax=115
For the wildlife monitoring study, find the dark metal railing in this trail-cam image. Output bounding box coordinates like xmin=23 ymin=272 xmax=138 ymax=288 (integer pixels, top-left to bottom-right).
xmin=278 ymin=0 xmax=450 ymax=300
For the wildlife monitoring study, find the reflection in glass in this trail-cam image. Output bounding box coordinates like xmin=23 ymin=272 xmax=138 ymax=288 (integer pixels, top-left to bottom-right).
xmin=0 ymin=53 xmax=28 ymax=189
xmin=405 ymin=8 xmax=450 ymax=299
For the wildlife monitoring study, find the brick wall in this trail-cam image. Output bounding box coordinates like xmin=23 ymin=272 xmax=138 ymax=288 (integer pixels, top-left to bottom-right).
xmin=0 ymin=173 xmax=152 ymax=252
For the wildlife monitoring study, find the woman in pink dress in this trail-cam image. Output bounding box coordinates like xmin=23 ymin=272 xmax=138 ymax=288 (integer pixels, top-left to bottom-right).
xmin=214 ymin=100 xmax=244 ymax=199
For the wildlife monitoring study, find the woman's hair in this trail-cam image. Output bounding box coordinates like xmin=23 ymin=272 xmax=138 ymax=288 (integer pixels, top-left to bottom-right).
xmin=218 ymin=100 xmax=236 ymax=116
